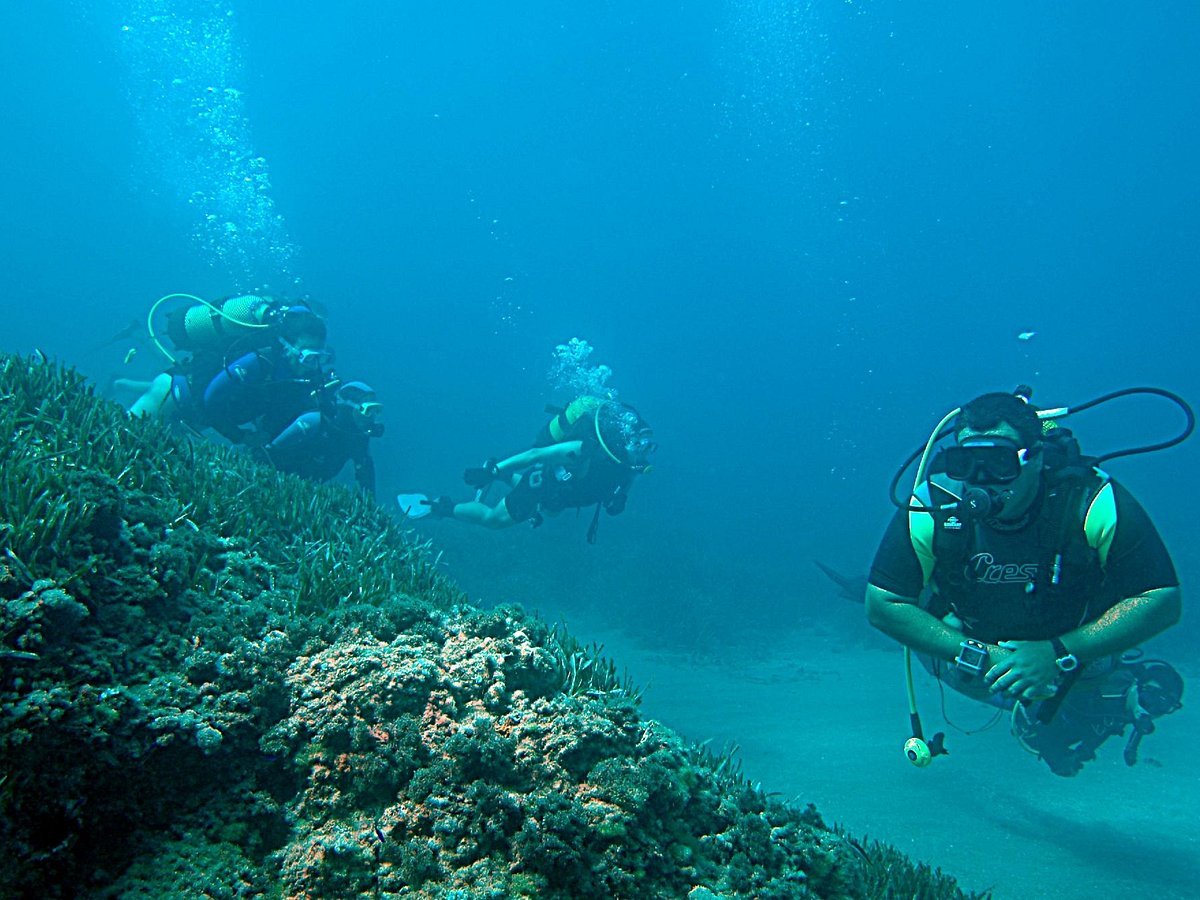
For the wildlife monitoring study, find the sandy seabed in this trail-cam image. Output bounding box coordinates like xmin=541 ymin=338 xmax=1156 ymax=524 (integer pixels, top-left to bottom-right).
xmin=578 ymin=624 xmax=1200 ymax=900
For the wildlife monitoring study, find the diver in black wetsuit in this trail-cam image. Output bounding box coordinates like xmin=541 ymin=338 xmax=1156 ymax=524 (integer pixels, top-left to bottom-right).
xmin=398 ymin=396 xmax=655 ymax=544
xmin=866 ymin=390 xmax=1185 ymax=775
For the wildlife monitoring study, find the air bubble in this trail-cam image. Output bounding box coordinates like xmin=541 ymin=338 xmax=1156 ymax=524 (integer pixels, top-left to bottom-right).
xmin=116 ymin=1 xmax=300 ymax=285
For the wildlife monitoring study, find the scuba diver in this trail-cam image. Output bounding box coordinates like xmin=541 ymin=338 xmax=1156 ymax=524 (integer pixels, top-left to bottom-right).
xmin=397 ymin=396 xmax=655 ymax=543
xmin=125 ymin=293 xmax=333 ymax=445
xmin=255 ymin=380 xmax=384 ymax=497
xmin=866 ymin=387 xmax=1188 ymax=776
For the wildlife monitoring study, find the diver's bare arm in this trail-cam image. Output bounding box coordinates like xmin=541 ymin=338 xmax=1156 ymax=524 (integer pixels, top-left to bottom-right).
xmin=495 ymin=440 xmax=584 ymax=476
xmin=1061 ymin=586 xmax=1182 ymax=665
xmin=865 ymin=584 xmax=969 ymax=663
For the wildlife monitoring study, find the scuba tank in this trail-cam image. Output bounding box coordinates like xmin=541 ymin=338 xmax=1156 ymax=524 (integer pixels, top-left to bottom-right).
xmin=146 ymin=293 xmax=324 ymax=365
xmin=165 ymin=294 xmax=277 ymax=354
xmin=537 ymin=396 xmax=655 ymax=471
xmin=146 ymin=292 xmax=279 ymax=364
xmin=536 ymin=396 xmax=606 ymax=446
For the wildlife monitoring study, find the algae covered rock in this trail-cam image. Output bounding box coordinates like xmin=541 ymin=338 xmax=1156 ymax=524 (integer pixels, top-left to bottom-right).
xmin=0 ymin=355 xmax=976 ymax=898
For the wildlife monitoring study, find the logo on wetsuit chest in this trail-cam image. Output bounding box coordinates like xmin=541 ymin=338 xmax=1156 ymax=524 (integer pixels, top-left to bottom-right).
xmin=525 ymin=466 xmax=573 ymax=490
xmin=968 ymin=552 xmax=1037 ymax=584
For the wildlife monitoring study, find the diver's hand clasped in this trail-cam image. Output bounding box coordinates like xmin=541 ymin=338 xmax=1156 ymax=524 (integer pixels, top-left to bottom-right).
xmin=985 ymin=640 xmax=1060 ymax=701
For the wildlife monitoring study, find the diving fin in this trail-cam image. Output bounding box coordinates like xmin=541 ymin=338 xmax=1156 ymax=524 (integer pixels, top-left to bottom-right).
xmin=813 ymin=560 xmax=869 ymax=604
xmin=396 ymin=493 xmax=432 ymax=520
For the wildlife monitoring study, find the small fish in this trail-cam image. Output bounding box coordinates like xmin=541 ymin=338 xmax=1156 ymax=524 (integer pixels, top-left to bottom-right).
xmin=124 ymin=347 xmax=138 ymax=364
xmin=90 ymin=317 xmax=143 ymax=352
xmin=1017 ymin=331 xmax=1037 ymax=341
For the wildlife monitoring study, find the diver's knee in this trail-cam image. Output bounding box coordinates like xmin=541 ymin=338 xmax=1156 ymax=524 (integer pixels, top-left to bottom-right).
xmin=129 ymin=373 xmax=174 ymax=417
xmin=482 ymin=504 xmax=516 ymax=530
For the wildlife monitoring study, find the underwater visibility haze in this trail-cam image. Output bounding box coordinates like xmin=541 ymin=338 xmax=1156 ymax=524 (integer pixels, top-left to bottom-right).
xmin=3 ymin=2 xmax=1199 ymax=897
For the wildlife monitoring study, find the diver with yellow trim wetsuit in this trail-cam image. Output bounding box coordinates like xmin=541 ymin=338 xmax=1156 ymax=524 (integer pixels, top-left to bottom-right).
xmin=397 ymin=396 xmax=655 ymax=543
xmin=866 ymin=389 xmax=1186 ymax=776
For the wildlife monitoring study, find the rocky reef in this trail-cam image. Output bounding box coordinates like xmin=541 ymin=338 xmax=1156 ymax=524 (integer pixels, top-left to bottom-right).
xmin=0 ymin=354 xmax=979 ymax=898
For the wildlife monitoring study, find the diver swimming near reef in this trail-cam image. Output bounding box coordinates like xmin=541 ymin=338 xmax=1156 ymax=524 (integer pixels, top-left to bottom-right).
xmin=865 ymin=386 xmax=1188 ymax=776
xmin=123 ymin=292 xmax=333 ymax=435
xmin=398 ymin=395 xmax=655 ymax=544
xmin=253 ymin=379 xmax=383 ymax=497
xmin=119 ymin=292 xmax=383 ymax=492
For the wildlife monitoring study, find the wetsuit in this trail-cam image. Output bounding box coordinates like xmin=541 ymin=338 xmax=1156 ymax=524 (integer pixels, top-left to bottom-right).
xmin=260 ymin=411 xmax=376 ymax=496
xmin=869 ymin=478 xmax=1178 ymax=640
xmin=200 ymin=349 xmax=319 ymax=444
xmin=870 ymin=476 xmax=1180 ymax=775
xmin=503 ymin=456 xmax=632 ymax=524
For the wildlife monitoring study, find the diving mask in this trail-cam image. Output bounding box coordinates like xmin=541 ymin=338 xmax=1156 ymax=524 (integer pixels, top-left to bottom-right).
xmin=355 ymin=401 xmax=384 ymax=418
xmin=281 ymin=338 xmax=334 ymax=371
xmin=936 ymin=438 xmax=1035 ymax=485
xmin=348 ymin=400 xmax=383 ymax=431
xmin=626 ymin=430 xmax=657 ymax=470
xmin=334 ymin=381 xmax=383 ymax=431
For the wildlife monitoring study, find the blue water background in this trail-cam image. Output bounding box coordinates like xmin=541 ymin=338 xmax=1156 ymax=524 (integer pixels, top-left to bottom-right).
xmin=4 ymin=0 xmax=1198 ymax=712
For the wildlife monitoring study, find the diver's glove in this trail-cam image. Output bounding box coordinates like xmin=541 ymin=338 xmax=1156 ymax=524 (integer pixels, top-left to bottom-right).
xmin=422 ymin=496 xmax=458 ymax=519
xmin=605 ymin=488 xmax=628 ymax=515
xmin=463 ymin=458 xmax=501 ymax=487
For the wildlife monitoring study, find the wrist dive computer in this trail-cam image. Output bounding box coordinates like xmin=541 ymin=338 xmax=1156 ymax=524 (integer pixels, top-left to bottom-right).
xmin=954 ymin=639 xmax=990 ymax=677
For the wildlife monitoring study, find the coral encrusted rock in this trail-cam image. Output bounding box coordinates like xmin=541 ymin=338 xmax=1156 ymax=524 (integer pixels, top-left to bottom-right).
xmin=0 ymin=355 xmax=976 ymax=899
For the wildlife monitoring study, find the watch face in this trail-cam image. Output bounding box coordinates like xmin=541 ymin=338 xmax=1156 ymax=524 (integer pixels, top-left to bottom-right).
xmin=1056 ymin=654 xmax=1079 ymax=672
xmin=956 ymin=641 xmax=989 ymax=676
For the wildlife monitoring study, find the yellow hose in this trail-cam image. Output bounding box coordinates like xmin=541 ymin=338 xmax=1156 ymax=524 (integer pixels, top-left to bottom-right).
xmin=903 ymin=406 xmax=962 ymax=740
xmin=146 ymin=292 xmax=270 ymax=363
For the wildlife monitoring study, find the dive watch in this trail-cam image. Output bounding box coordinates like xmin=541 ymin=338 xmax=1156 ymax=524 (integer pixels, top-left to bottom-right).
xmin=1050 ymin=637 xmax=1079 ymax=673
xmin=954 ymin=639 xmax=990 ymax=677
